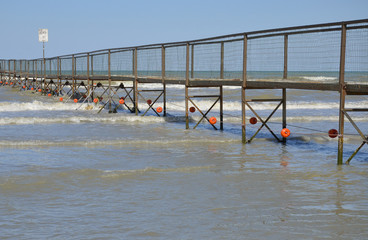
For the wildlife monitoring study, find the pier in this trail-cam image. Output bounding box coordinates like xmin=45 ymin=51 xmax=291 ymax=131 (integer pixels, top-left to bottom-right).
xmin=1 ymin=19 xmax=367 ymax=164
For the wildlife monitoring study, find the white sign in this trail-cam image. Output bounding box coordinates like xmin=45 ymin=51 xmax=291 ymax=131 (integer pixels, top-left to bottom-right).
xmin=38 ymin=29 xmax=48 ymax=42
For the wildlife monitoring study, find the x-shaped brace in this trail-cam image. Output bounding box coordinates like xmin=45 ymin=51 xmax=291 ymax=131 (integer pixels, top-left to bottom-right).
xmin=246 ymin=100 xmax=283 ymax=143
xmin=343 ymin=110 xmax=368 ymax=164
xmin=189 ymin=97 xmax=219 ymax=130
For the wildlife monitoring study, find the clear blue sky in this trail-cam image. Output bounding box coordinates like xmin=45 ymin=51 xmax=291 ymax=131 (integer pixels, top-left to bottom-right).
xmin=0 ymin=0 xmax=367 ymax=59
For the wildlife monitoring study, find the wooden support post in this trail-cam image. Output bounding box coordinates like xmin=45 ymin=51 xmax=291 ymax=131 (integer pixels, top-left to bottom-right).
xmin=338 ymin=24 xmax=347 ymax=165
xmin=57 ymin=57 xmax=60 ymax=94
xmin=220 ymin=42 xmax=224 ymax=130
xmin=282 ymin=34 xmax=288 ymax=143
xmin=87 ymin=53 xmax=90 ymax=100
xmin=242 ymin=34 xmax=247 ymax=143
xmin=134 ymin=48 xmax=138 ymax=115
xmin=72 ymin=55 xmax=75 ymax=97
xmin=186 ymin=43 xmax=190 ymax=129
xmin=108 ymin=50 xmax=112 ymax=113
xmin=91 ymin=55 xmax=94 ymax=100
xmin=162 ymin=45 xmax=166 ymax=116
xmin=220 ymin=85 xmax=224 ymax=130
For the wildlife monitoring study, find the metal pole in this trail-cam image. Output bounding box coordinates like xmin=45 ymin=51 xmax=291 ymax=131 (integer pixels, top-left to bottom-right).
xmin=242 ymin=34 xmax=248 ymax=143
xmin=185 ymin=43 xmax=190 ymax=129
xmin=220 ymin=42 xmax=224 ymax=130
xmin=43 ymin=42 xmax=45 ymax=93
xmin=91 ymin=55 xmax=94 ymax=100
xmin=191 ymin=45 xmax=194 ymax=79
xmin=338 ymin=24 xmax=347 ymax=165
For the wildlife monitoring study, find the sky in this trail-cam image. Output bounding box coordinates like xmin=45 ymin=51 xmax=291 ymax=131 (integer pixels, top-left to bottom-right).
xmin=0 ymin=0 xmax=367 ymax=59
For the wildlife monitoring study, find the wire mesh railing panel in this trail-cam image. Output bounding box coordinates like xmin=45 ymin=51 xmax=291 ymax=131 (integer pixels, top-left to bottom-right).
xmin=91 ymin=53 xmax=108 ymax=76
xmin=247 ymin=36 xmax=284 ymax=80
xmin=165 ymin=45 xmax=187 ymax=79
xmin=36 ymin=60 xmax=43 ymax=76
xmin=75 ymin=56 xmax=88 ymax=76
xmin=192 ymin=43 xmax=221 ymax=79
xmin=50 ymin=59 xmax=58 ymax=75
xmin=288 ymin=31 xmax=341 ymax=82
xmin=9 ymin=61 xmax=14 ymax=73
xmin=224 ymin=39 xmax=244 ymax=79
xmin=346 ymin=27 xmax=368 ymax=83
xmin=111 ymin=50 xmax=133 ymax=76
xmin=60 ymin=58 xmax=72 ymax=76
xmin=137 ymin=48 xmax=161 ymax=77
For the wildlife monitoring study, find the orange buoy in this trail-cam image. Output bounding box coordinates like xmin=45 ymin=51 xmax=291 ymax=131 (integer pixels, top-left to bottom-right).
xmin=48 ymin=93 xmax=52 ymax=97
xmin=189 ymin=107 xmax=196 ymax=113
xmin=74 ymin=99 xmax=78 ymax=103
xmin=31 ymin=87 xmax=34 ymax=90
xmin=281 ymin=128 xmax=291 ymax=138
xmin=5 ymin=82 xmax=8 ymax=85
xmin=156 ymin=106 xmax=163 ymax=113
xmin=328 ymin=129 xmax=338 ymax=138
xmin=38 ymin=89 xmax=42 ymax=92
xmin=0 ymin=81 xmax=2 ymax=84
xmin=93 ymin=98 xmax=99 ymax=103
xmin=119 ymin=99 xmax=125 ymax=105
xmin=249 ymin=117 xmax=257 ymax=125
xmin=209 ymin=117 xmax=217 ymax=125
xmin=59 ymin=97 xmax=63 ymax=102
xmin=10 ymin=82 xmax=13 ymax=85
xmin=23 ymin=85 xmax=26 ymax=89
xmin=147 ymin=99 xmax=152 ymax=105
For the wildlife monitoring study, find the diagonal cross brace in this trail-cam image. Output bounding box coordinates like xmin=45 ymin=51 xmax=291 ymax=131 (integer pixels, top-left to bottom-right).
xmin=189 ymin=97 xmax=219 ymax=130
xmin=246 ymin=100 xmax=283 ymax=143
xmin=343 ymin=110 xmax=368 ymax=164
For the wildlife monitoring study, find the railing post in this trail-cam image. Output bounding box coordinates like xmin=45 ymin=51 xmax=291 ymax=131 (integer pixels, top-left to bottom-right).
xmin=191 ymin=44 xmax=194 ymax=79
xmin=242 ymin=34 xmax=248 ymax=143
xmin=220 ymin=42 xmax=224 ymax=130
xmin=185 ymin=43 xmax=190 ymax=129
xmin=338 ymin=23 xmax=347 ymax=165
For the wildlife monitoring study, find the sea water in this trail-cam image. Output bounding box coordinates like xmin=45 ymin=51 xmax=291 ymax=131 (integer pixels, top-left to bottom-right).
xmin=0 ymin=75 xmax=367 ymax=239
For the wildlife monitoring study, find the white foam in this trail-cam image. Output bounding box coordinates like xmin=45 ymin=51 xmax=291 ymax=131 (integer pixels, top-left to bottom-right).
xmin=0 ymin=100 xmax=99 ymax=112
xmin=0 ymin=115 xmax=165 ymax=125
xmin=301 ymin=76 xmax=337 ymax=81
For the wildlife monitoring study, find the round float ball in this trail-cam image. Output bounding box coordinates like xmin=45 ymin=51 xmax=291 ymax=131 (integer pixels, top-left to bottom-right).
xmin=83 ymin=94 xmax=87 ymax=98
xmin=74 ymin=99 xmax=78 ymax=103
xmin=119 ymin=99 xmax=125 ymax=105
xmin=328 ymin=129 xmax=338 ymax=138
xmin=0 ymin=81 xmax=2 ymax=84
xmin=249 ymin=117 xmax=257 ymax=125
xmin=48 ymin=93 xmax=52 ymax=97
xmin=156 ymin=106 xmax=163 ymax=113
xmin=23 ymin=85 xmax=26 ymax=89
xmin=93 ymin=98 xmax=99 ymax=103
xmin=59 ymin=97 xmax=63 ymax=102
xmin=209 ymin=117 xmax=217 ymax=125
xmin=5 ymin=82 xmax=8 ymax=85
xmin=38 ymin=89 xmax=42 ymax=92
xmin=31 ymin=87 xmax=34 ymax=90
xmin=281 ymin=128 xmax=291 ymax=138
xmin=189 ymin=107 xmax=196 ymax=113
xmin=147 ymin=99 xmax=152 ymax=105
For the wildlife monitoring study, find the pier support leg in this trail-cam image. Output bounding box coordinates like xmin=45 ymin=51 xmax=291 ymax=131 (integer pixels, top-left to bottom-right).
xmin=241 ymin=87 xmax=246 ymax=143
xmin=282 ymin=88 xmax=287 ymax=143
